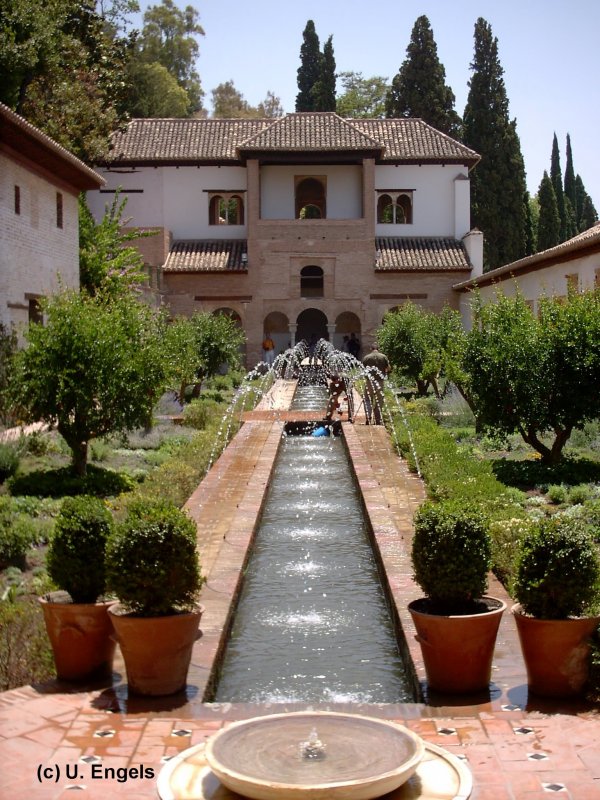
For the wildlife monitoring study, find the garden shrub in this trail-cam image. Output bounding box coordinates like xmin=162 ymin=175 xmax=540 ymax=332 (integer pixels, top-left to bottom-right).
xmin=106 ymin=498 xmax=202 ymax=616
xmin=45 ymin=496 xmax=113 ymax=602
xmin=0 ymin=501 xmax=38 ymax=569
xmin=568 ymin=484 xmax=593 ymax=505
xmin=0 ymin=443 xmax=19 ymax=483
xmin=489 ymin=517 xmax=534 ymax=586
xmin=0 ymin=596 xmax=55 ymax=690
xmin=512 ymin=515 xmax=600 ymax=619
xmin=546 ymin=484 xmax=568 ymax=504
xmin=412 ymin=500 xmax=491 ymax=613
xmin=182 ymin=399 xmax=223 ymax=430
xmin=8 ymin=464 xmax=135 ymax=498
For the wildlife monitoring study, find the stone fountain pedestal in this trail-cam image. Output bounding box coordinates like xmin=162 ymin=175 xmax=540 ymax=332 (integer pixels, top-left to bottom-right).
xmin=157 ymin=712 xmax=472 ymax=800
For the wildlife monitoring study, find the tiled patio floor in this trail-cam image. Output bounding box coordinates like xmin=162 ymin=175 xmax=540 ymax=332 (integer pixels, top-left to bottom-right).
xmin=1 ymin=382 xmax=598 ymax=799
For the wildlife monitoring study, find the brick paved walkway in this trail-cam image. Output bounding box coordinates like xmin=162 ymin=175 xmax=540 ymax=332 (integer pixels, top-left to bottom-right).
xmin=1 ymin=381 xmax=598 ymax=799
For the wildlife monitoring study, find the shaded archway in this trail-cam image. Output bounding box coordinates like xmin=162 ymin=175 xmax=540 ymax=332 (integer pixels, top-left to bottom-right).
xmin=264 ymin=311 xmax=290 ymax=355
xmin=296 ymin=308 xmax=328 ymax=344
xmin=335 ymin=311 xmax=361 ymax=353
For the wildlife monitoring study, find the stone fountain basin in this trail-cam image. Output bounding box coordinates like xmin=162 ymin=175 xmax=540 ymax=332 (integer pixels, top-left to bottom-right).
xmin=203 ymin=711 xmax=425 ymax=800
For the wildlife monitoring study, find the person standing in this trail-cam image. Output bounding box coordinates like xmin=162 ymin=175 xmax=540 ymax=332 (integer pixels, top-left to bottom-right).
xmin=347 ymin=332 xmax=361 ymax=359
xmin=262 ymin=333 xmax=275 ymax=366
xmin=361 ymin=345 xmax=390 ymax=425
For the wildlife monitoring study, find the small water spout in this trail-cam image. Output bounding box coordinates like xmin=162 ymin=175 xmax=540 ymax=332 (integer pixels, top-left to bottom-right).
xmin=299 ymin=728 xmax=326 ymax=760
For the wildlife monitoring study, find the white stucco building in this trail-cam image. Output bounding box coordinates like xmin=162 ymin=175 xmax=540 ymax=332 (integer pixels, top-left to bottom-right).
xmin=455 ymin=221 xmax=600 ymax=326
xmin=88 ymin=112 xmax=482 ymax=364
xmin=0 ymin=103 xmax=104 ymax=332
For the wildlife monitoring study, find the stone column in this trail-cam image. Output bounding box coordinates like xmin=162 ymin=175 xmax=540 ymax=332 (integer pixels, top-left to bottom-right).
xmin=288 ymin=323 xmax=298 ymax=346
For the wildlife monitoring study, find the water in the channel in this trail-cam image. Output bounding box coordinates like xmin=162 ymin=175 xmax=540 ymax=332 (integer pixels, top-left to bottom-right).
xmin=214 ymin=387 xmax=413 ymax=703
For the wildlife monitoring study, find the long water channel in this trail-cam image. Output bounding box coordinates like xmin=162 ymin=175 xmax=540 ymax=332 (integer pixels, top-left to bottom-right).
xmin=214 ymin=386 xmax=414 ymax=703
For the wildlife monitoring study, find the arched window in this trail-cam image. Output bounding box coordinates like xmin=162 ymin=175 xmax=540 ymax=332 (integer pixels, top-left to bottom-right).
xmin=209 ymin=193 xmax=244 ymax=225
xmin=300 ymin=266 xmax=324 ymax=298
xmin=295 ymin=177 xmax=326 ymax=219
xmin=376 ymin=191 xmax=413 ymax=224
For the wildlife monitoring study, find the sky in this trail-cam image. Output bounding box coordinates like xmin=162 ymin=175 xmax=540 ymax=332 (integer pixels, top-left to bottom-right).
xmin=135 ymin=0 xmax=600 ymax=206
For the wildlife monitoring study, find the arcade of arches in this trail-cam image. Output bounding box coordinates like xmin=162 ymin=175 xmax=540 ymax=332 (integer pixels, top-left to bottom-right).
xmin=263 ymin=309 xmax=362 ymax=357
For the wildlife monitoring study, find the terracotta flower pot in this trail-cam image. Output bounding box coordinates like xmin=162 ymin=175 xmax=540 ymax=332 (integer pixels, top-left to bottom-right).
xmin=108 ymin=604 xmax=203 ymax=696
xmin=39 ymin=595 xmax=116 ymax=681
xmin=512 ymin=604 xmax=599 ymax=698
xmin=408 ymin=597 xmax=506 ymax=694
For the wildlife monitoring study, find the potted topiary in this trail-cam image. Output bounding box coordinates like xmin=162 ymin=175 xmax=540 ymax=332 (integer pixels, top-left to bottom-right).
xmin=40 ymin=495 xmax=115 ymax=681
xmin=408 ymin=500 xmax=506 ymax=694
xmin=512 ymin=515 xmax=600 ymax=698
xmin=106 ymin=498 xmax=204 ymax=696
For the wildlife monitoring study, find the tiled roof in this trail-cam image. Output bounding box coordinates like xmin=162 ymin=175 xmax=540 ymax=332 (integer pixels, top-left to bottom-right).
xmin=105 ymin=119 xmax=269 ymax=163
xmin=238 ymin=113 xmax=382 ymax=153
xmin=375 ymin=237 xmax=472 ymax=271
xmin=353 ymin=119 xmax=479 ymax=164
xmin=454 ymin=221 xmax=600 ymax=290
xmin=0 ymin=102 xmax=104 ymax=189
xmin=163 ymin=240 xmax=248 ymax=272
xmin=100 ymin=114 xmax=479 ymax=166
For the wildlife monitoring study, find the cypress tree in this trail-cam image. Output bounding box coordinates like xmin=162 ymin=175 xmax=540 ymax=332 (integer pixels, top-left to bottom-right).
xmin=564 ymin=134 xmax=577 ymax=215
xmin=550 ymin=134 xmax=568 ymax=241
xmin=385 ymin=15 xmax=461 ymax=138
xmin=312 ymin=35 xmax=336 ymax=111
xmin=580 ymin=192 xmax=599 ymax=231
xmin=296 ymin=20 xmax=321 ymax=112
xmin=463 ymin=18 xmax=527 ymax=270
xmin=537 ymin=171 xmax=561 ymax=251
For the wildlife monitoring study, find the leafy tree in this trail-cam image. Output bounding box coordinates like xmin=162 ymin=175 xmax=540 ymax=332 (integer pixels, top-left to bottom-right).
xmin=211 ymin=80 xmax=251 ymax=118
xmin=336 ymin=71 xmax=389 ymax=118
xmin=0 ymin=323 xmax=18 ymax=426
xmin=463 ymin=18 xmax=527 ymax=269
xmin=78 ymin=193 xmax=148 ymax=298
xmin=256 ymin=90 xmax=284 ymax=118
xmin=377 ymin=302 xmax=444 ymax=396
xmin=10 ymin=291 xmax=166 ymax=475
xmin=312 ymin=34 xmax=336 ymax=112
xmin=296 ymin=19 xmax=321 ymax=112
xmin=126 ymin=61 xmax=189 ymax=117
xmin=385 ymin=15 xmax=461 ymax=138
xmin=536 ymin=171 xmax=560 ymax=251
xmin=164 ymin=312 xmax=245 ymax=402
xmin=1 ymin=0 xmax=134 ymax=161
xmin=136 ymin=0 xmax=204 ymax=113
xmin=463 ymin=291 xmax=600 ymax=465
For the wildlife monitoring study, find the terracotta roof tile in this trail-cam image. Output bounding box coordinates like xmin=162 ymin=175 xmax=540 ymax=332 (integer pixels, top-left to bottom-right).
xmin=100 ymin=115 xmax=479 ymax=166
xmin=163 ymin=240 xmax=248 ymax=272
xmin=106 ymin=118 xmax=270 ymax=163
xmin=375 ymin=237 xmax=471 ymax=271
xmin=238 ymin=112 xmax=381 ymax=153
xmin=353 ymin=118 xmax=479 ymax=164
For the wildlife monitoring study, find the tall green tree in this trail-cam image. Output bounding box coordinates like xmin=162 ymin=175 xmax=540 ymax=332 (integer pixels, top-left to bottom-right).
xmin=312 ymin=34 xmax=336 ymax=112
xmin=126 ymin=61 xmax=189 ymax=117
xmin=463 ymin=18 xmax=527 ymax=269
xmin=336 ymin=72 xmax=389 ymax=118
xmin=135 ymin=0 xmax=204 ymax=114
xmin=550 ymin=133 xmax=570 ymax=241
xmin=296 ymin=19 xmax=321 ymax=112
xmin=564 ymin=133 xmax=577 ymax=218
xmin=536 ymin=171 xmax=561 ymax=252
xmin=210 ymin=81 xmax=284 ymax=119
xmin=385 ymin=15 xmax=461 ymax=138
xmin=0 ymin=0 xmax=134 ymax=161
xmin=10 ymin=291 xmax=166 ymax=475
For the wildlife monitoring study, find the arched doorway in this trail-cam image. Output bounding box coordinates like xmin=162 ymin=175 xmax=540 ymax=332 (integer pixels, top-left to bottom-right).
xmin=335 ymin=311 xmax=361 ymax=353
xmin=263 ymin=311 xmax=290 ymax=355
xmin=296 ymin=308 xmax=328 ymax=344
